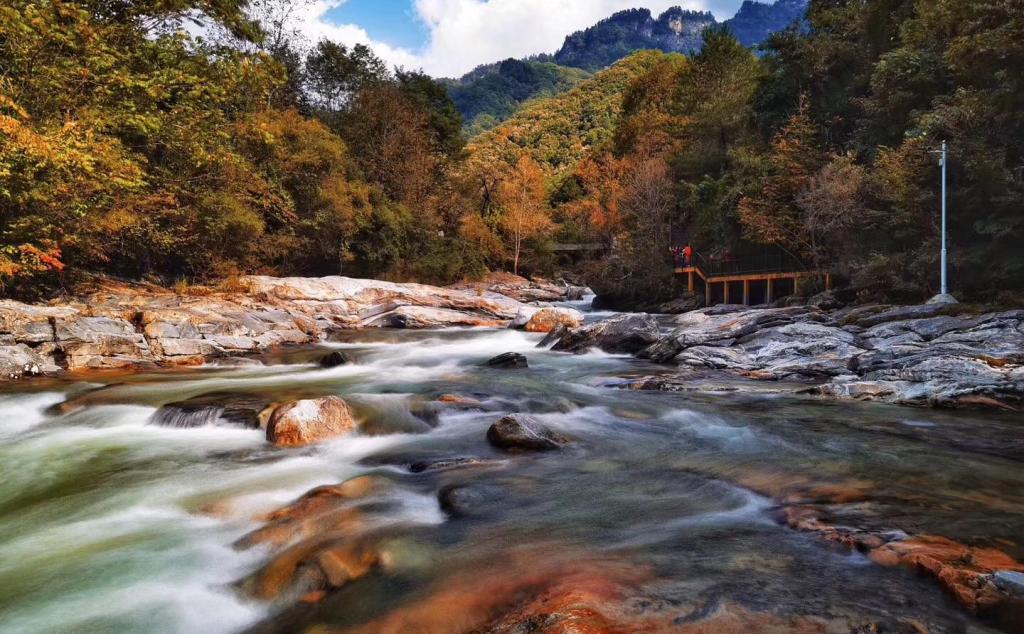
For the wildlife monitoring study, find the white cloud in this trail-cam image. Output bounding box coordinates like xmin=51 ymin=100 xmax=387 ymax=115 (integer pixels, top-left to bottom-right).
xmin=297 ymin=1 xmax=716 ymax=78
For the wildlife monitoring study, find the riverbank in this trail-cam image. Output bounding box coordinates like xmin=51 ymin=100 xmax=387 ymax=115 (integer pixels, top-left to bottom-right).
xmin=2 ymin=275 xmax=1021 ymax=411
xmin=548 ymin=303 xmax=1024 ymax=411
xmin=0 ymin=275 xmax=586 ymax=378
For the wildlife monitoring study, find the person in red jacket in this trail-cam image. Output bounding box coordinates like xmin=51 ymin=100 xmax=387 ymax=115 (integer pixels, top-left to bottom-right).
xmin=682 ymin=244 xmax=693 ymax=267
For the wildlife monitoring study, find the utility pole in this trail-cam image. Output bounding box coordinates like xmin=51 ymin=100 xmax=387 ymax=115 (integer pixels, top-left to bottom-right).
xmin=940 ymin=140 xmax=948 ymax=296
xmin=930 ymin=141 xmax=956 ymax=304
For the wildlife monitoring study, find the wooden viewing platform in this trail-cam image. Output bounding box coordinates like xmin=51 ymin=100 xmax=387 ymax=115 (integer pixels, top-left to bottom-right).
xmin=675 ymin=264 xmax=830 ymax=306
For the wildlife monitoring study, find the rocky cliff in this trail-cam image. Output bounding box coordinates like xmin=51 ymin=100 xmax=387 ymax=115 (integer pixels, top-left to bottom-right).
xmin=553 ymin=8 xmax=715 ymax=71
xmin=553 ymin=1 xmax=808 ymax=71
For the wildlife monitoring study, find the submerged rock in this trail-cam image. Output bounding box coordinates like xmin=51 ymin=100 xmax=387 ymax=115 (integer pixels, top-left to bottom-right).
xmin=318 ymin=350 xmax=350 ymax=368
xmin=409 ymin=456 xmax=496 ymax=473
xmin=548 ymin=313 xmax=661 ymax=354
xmin=266 ymin=396 xmax=357 ymax=447
xmin=484 ymin=352 xmax=528 ymax=369
xmin=869 ymin=535 xmax=1024 ymax=615
xmin=236 ymin=476 xmax=385 ymax=550
xmin=241 ymin=533 xmax=380 ymax=601
xmin=486 ymin=414 xmax=568 ymax=451
xmin=151 ymin=391 xmax=274 ymax=429
xmin=438 ymin=483 xmax=506 ymax=517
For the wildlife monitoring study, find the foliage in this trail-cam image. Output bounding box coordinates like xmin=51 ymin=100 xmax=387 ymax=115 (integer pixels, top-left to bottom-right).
xmin=495 ymin=156 xmax=553 ymax=275
xmin=466 ymin=51 xmax=668 ymax=181
xmin=2 ymin=0 xmax=1022 ymax=304
xmin=0 ymin=0 xmax=476 ymax=297
xmin=447 ymin=59 xmax=591 ymax=135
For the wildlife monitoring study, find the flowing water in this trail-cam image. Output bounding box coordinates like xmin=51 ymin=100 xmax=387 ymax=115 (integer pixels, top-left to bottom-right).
xmin=0 ymin=306 xmax=1022 ymax=633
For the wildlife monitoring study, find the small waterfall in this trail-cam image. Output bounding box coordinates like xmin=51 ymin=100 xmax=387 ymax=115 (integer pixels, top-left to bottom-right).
xmin=150 ymin=403 xmax=226 ymax=428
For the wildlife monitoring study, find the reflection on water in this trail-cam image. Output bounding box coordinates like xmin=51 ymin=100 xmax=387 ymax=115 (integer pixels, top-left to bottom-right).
xmin=0 ymin=325 xmax=1020 ymax=633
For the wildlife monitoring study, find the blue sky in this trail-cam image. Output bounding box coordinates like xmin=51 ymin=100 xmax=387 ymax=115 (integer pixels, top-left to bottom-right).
xmin=328 ymin=0 xmax=430 ymax=51
xmin=302 ymin=1 xmax=753 ymax=77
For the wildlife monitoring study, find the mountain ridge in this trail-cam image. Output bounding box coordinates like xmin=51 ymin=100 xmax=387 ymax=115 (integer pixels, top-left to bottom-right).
xmin=449 ymin=1 xmax=808 ymax=134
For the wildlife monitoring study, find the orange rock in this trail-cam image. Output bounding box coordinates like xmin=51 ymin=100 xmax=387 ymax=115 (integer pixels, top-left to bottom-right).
xmin=343 ymin=551 xmax=655 ymax=634
xmin=523 ymin=307 xmax=584 ymax=333
xmin=266 ymin=396 xmax=357 ymax=447
xmin=243 ymin=535 xmax=380 ymax=600
xmin=237 ymin=476 xmax=385 ymax=550
xmin=869 ymin=535 xmax=1024 ymax=614
xmin=300 ymin=590 xmax=327 ymax=604
xmin=436 ymin=394 xmax=483 ymax=407
xmin=263 ymin=476 xmax=383 ymax=522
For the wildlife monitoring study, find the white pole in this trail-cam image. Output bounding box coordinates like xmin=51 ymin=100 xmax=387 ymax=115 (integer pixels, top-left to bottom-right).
xmin=941 ymin=140 xmax=948 ymax=296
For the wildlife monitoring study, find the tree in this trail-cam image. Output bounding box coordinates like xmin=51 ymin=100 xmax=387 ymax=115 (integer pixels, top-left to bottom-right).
xmin=396 ymin=70 xmax=465 ymax=159
xmin=795 ymin=155 xmax=865 ymax=269
xmin=738 ymin=96 xmax=825 ymax=261
xmin=497 ymin=156 xmax=553 ymax=275
xmin=342 ymin=83 xmax=439 ymax=211
xmin=304 ymin=41 xmax=388 ymax=116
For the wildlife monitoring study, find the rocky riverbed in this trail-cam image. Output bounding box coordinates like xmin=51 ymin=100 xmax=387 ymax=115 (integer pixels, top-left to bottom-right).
xmin=0 ymin=292 xmax=1022 ymax=633
xmin=544 ymin=303 xmax=1024 ymax=411
xmin=0 ymin=275 xmax=586 ymax=378
xmin=2 ymin=274 xmax=1021 ymax=413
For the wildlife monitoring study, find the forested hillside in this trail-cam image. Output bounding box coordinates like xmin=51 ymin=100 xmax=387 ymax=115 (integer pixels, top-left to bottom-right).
xmin=465 ymin=1 xmax=1024 ymax=307
xmin=445 ymin=59 xmax=591 ymax=136
xmin=1 ymin=0 xmax=1021 ymax=307
xmin=0 ymin=0 xmax=481 ymax=297
xmin=450 ymin=1 xmax=807 ymax=132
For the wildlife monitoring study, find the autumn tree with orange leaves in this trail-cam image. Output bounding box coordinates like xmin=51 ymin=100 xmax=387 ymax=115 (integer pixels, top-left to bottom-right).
xmin=738 ymin=97 xmax=825 ymax=260
xmin=496 ymin=155 xmax=553 ymax=276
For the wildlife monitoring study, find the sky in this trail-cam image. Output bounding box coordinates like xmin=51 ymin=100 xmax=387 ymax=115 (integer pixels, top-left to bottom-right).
xmin=290 ymin=0 xmax=750 ymax=78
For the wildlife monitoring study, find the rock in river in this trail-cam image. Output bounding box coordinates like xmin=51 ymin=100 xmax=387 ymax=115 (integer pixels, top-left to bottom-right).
xmin=266 ymin=396 xmax=357 ymax=447
xmin=486 ymin=414 xmax=568 ymax=451
xmin=484 ymin=352 xmax=528 ymax=369
xmin=548 ymin=313 xmax=661 ymax=354
xmin=152 ymin=391 xmax=274 ymax=429
xmin=318 ymin=350 xmax=351 ymax=368
xmin=438 ymin=483 xmax=506 ymax=518
xmin=522 ymin=307 xmax=584 ymax=333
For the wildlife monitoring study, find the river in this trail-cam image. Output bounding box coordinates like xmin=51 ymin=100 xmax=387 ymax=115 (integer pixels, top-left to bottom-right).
xmin=0 ymin=303 xmax=1021 ymax=633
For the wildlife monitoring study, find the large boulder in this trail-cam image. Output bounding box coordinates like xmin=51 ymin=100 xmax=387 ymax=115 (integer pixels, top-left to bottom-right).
xmin=522 ymin=307 xmax=584 ymax=333
xmin=266 ymin=396 xmax=357 ymax=447
xmin=486 ymin=414 xmax=568 ymax=451
xmin=53 ymin=315 xmax=154 ymax=369
xmin=548 ymin=313 xmax=661 ymax=354
xmin=658 ymin=294 xmax=704 ymax=314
